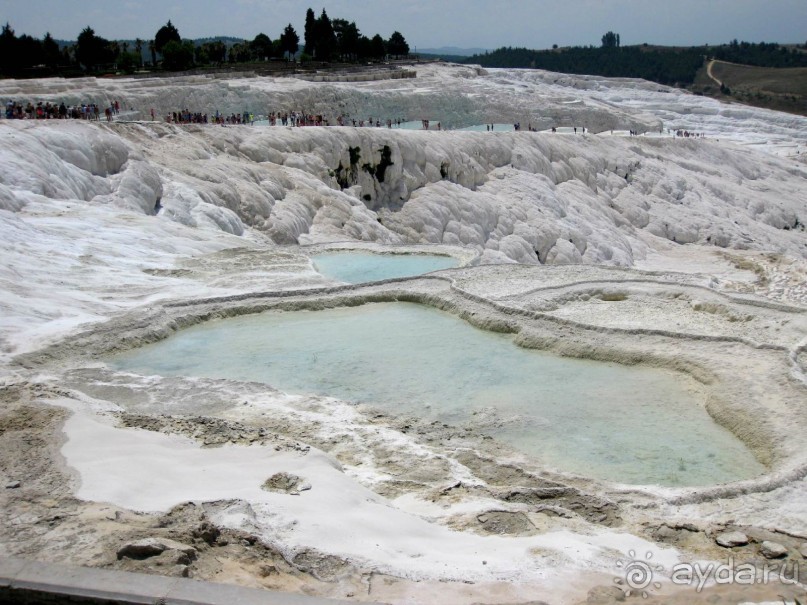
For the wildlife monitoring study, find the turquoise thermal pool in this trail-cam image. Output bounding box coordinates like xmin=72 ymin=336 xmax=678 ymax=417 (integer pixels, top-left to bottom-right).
xmin=459 ymin=123 xmax=519 ymax=132
xmin=111 ymin=303 xmax=764 ymax=486
xmin=311 ymin=252 xmax=458 ymax=283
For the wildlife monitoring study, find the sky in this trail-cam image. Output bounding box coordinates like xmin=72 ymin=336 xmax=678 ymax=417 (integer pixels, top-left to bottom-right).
xmin=2 ymin=0 xmax=806 ymax=50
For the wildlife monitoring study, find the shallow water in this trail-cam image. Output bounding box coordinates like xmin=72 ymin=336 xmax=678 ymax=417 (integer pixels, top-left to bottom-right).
xmin=312 ymin=252 xmax=457 ymax=283
xmin=459 ymin=123 xmax=518 ymax=132
xmin=111 ymin=303 xmax=764 ymax=486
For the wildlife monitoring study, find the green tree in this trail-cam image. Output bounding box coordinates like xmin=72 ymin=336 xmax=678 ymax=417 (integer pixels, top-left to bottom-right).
xmin=370 ymin=34 xmax=386 ymax=60
xmin=161 ymin=39 xmax=194 ymax=71
xmin=270 ymin=38 xmax=283 ymax=59
xmin=356 ymin=35 xmax=371 ymax=60
xmin=228 ymin=41 xmax=252 ymax=63
xmin=601 ymin=31 xmax=619 ymax=48
xmin=76 ymin=26 xmax=114 ymax=70
xmin=195 ymin=44 xmax=210 ymax=64
xmin=17 ymin=34 xmax=44 ymax=68
xmin=199 ymin=40 xmax=226 ymax=64
xmin=280 ymin=23 xmax=299 ymax=60
xmin=117 ymin=51 xmax=141 ymax=73
xmin=303 ymin=8 xmax=316 ymax=55
xmin=332 ymin=19 xmax=359 ymax=60
xmin=315 ymin=9 xmax=336 ymax=61
xmin=134 ymin=38 xmax=143 ymax=66
xmin=61 ymin=45 xmax=74 ymax=67
xmin=0 ymin=23 xmax=18 ymax=74
xmin=43 ymin=32 xmax=61 ymax=67
xmin=251 ymin=33 xmax=272 ymax=59
xmin=154 ymin=20 xmax=180 ymax=54
xmin=387 ymin=31 xmax=409 ymax=58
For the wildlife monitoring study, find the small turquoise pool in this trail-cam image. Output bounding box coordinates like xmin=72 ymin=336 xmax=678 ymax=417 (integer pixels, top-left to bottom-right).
xmin=312 ymin=252 xmax=457 ymax=284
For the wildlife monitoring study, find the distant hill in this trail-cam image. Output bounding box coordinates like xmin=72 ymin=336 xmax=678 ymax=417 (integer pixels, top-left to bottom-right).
xmin=692 ymin=60 xmax=807 ymax=116
xmin=464 ymin=45 xmax=705 ymax=86
xmin=418 ymin=47 xmax=489 ymax=57
xmin=464 ymin=40 xmax=807 ymax=116
xmin=191 ymin=36 xmax=245 ymax=46
xmin=463 ymin=41 xmax=807 ymax=88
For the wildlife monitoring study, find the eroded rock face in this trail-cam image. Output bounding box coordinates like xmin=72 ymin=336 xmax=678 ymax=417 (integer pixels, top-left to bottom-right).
xmin=4 ymin=65 xmax=807 ymax=269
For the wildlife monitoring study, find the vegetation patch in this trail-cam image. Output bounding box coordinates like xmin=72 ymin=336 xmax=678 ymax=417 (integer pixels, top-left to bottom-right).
xmin=332 ymin=146 xmax=364 ymax=190
xmin=362 ymin=145 xmax=394 ymax=183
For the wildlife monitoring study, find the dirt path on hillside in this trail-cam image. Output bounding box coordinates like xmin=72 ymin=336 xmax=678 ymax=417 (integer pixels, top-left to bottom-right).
xmin=706 ymin=59 xmax=722 ymax=87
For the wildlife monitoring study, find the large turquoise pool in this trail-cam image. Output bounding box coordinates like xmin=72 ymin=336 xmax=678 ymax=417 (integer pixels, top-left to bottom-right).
xmin=111 ymin=303 xmax=764 ymax=486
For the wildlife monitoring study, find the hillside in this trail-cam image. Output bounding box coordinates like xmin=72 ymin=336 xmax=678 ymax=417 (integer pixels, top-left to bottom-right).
xmin=464 ymin=41 xmax=807 ymax=114
xmin=692 ymin=60 xmax=807 ymax=116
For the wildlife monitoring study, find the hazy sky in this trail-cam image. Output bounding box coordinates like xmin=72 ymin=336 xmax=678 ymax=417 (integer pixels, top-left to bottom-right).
xmin=2 ymin=0 xmax=805 ymax=50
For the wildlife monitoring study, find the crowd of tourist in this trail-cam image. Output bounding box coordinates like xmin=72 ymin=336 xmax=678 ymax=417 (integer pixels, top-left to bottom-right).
xmin=4 ymin=99 xmax=126 ymax=121
xmin=3 ymin=98 xmax=709 ymax=139
xmin=674 ymin=129 xmax=705 ymax=138
xmin=261 ymin=112 xmax=410 ymax=128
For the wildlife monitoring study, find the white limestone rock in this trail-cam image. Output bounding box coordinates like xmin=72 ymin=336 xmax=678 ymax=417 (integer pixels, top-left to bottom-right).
xmin=760 ymin=540 xmax=788 ymax=559
xmin=715 ymin=531 xmax=749 ymax=548
xmin=0 ymin=182 xmax=24 ymax=212
xmin=1 ymin=63 xmax=807 ymax=269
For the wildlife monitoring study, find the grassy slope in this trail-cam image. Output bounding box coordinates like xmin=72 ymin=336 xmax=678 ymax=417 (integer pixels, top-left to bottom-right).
xmin=691 ymin=60 xmax=807 ymax=116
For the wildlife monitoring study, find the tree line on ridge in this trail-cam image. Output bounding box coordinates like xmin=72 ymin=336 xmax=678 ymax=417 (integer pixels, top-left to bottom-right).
xmin=0 ymin=8 xmax=410 ymax=77
xmin=463 ymin=33 xmax=807 ymax=87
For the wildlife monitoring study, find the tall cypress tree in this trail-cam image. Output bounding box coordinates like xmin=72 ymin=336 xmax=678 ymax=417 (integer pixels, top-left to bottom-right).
xmin=43 ymin=32 xmax=61 ymax=67
xmin=316 ymin=9 xmax=336 ymax=61
xmin=0 ymin=23 xmax=17 ymax=74
xmin=303 ymin=8 xmax=316 ymax=55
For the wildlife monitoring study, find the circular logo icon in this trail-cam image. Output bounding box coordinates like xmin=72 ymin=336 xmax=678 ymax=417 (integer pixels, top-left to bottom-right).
xmin=615 ymin=550 xmax=664 ymax=598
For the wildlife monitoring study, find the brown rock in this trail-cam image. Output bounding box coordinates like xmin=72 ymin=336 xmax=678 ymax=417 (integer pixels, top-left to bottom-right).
xmin=116 ymin=537 xmax=197 ymax=560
